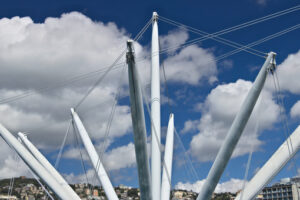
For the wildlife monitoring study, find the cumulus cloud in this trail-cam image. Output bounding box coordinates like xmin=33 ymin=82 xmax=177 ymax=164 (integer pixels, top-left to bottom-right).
xmin=181 ymin=119 xmax=199 ymax=134
xmin=64 ymin=169 xmax=95 ymax=184
xmin=272 ymin=50 xmax=300 ymax=94
xmin=290 ymin=100 xmax=300 ymax=118
xmin=63 ymin=142 xmax=136 ymax=171
xmin=175 ymin=178 xmax=245 ymax=193
xmin=158 ymin=28 xmax=218 ymax=85
xmin=159 ymin=29 xmax=189 ymax=54
xmin=0 ymin=12 xmax=136 ymax=149
xmin=163 ymin=45 xmax=218 ymax=85
xmin=189 ymin=79 xmax=280 ymax=162
xmin=0 ymin=140 xmax=31 ymax=179
xmin=0 ymin=11 xmax=219 ymax=177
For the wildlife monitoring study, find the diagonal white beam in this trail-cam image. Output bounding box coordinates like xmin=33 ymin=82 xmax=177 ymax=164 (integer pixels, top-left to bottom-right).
xmin=235 ymin=125 xmax=300 ymax=200
xmin=197 ymin=52 xmax=277 ymax=200
xmin=71 ymin=108 xmax=119 ymax=200
xmin=161 ymin=113 xmax=174 ymax=200
xmin=0 ymin=123 xmax=72 ymax=200
xmin=18 ymin=132 xmax=81 ymax=200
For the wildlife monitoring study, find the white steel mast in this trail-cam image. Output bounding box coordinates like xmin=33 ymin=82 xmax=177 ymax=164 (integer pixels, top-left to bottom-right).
xmin=18 ymin=132 xmax=81 ymax=200
xmin=161 ymin=113 xmax=174 ymax=200
xmin=71 ymin=108 xmax=119 ymax=200
xmin=0 ymin=123 xmax=72 ymax=200
xmin=126 ymin=40 xmax=152 ymax=200
xmin=151 ymin=11 xmax=161 ymax=200
xmin=197 ymin=52 xmax=277 ymax=200
xmin=235 ymin=125 xmax=300 ymax=200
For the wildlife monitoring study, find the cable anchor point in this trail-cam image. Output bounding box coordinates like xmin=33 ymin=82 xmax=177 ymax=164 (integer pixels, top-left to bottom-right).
xmin=152 ymin=12 xmax=158 ymax=21
xmin=267 ymin=51 xmax=277 ymax=74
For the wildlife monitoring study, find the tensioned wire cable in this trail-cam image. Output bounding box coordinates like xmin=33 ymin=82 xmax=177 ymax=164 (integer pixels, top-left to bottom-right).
xmin=158 ymin=18 xmax=300 ymax=60
xmin=2 ymin=8 xmax=297 ymax=194
xmin=239 ymin=79 xmax=266 ymax=200
xmin=131 ymin=47 xmax=173 ymax=187
xmin=71 ymin=121 xmax=91 ymax=188
xmin=271 ymin=70 xmax=300 ymax=197
xmin=214 ymin=24 xmax=300 ymax=61
xmin=159 ymin=23 xmax=300 ymax=74
xmin=161 ymin=58 xmax=200 ymax=184
xmin=54 ymin=119 xmax=72 ymax=169
xmin=158 ymin=16 xmax=266 ymax=58
xmin=7 ymin=153 xmax=18 ymax=197
xmin=88 ymin=64 xmax=127 ymax=192
xmin=0 ymin=6 xmax=299 ymax=105
xmin=160 ymin=39 xmax=200 ymax=184
xmin=74 ymin=17 xmax=153 ymax=109
xmin=3 ymin=7 xmax=298 ymax=196
xmin=1 ymin=21 xmax=298 ymax=107
xmin=6 ymin=144 xmax=54 ymax=199
xmin=0 ymin=17 xmax=152 ymax=106
xmin=29 ymin=171 xmax=55 ymax=200
xmin=158 ymin=5 xmax=300 ymax=56
xmin=139 ymin=56 xmax=199 ymax=189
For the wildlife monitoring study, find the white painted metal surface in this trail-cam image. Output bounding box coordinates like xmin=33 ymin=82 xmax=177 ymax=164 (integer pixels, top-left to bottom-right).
xmin=197 ymin=52 xmax=277 ymax=200
xmin=151 ymin=11 xmax=161 ymax=200
xmin=161 ymin=114 xmax=174 ymax=200
xmin=0 ymin=123 xmax=72 ymax=200
xmin=71 ymin=108 xmax=119 ymax=200
xmin=18 ymin=132 xmax=81 ymax=200
xmin=126 ymin=40 xmax=152 ymax=200
xmin=235 ymin=125 xmax=300 ymax=200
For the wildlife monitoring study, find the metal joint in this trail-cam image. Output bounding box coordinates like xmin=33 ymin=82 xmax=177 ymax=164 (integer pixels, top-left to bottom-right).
xmin=126 ymin=40 xmax=135 ymax=64
xmin=267 ymin=52 xmax=277 ymax=74
xmin=126 ymin=52 xmax=135 ymax=64
xmin=152 ymin=12 xmax=158 ymax=21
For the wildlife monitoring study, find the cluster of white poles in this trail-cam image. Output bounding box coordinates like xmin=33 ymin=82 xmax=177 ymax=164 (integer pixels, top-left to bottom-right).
xmin=0 ymin=11 xmax=299 ymax=200
xmin=125 ymin=11 xmax=175 ymax=200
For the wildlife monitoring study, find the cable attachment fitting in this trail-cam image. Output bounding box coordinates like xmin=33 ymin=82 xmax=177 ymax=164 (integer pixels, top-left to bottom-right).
xmin=126 ymin=40 xmax=135 ymax=64
xmin=152 ymin=12 xmax=158 ymax=22
xmin=267 ymin=51 xmax=277 ymax=74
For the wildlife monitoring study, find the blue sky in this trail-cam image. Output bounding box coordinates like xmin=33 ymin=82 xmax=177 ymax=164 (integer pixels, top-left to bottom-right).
xmin=0 ymin=0 xmax=299 ymax=194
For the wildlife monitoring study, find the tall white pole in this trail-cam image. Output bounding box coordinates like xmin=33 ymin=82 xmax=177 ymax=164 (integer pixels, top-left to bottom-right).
xmin=18 ymin=132 xmax=81 ymax=200
xmin=127 ymin=40 xmax=152 ymax=200
xmin=0 ymin=123 xmax=72 ymax=200
xmin=151 ymin=11 xmax=161 ymax=200
xmin=197 ymin=52 xmax=277 ymax=200
xmin=161 ymin=114 xmax=174 ymax=200
xmin=235 ymin=125 xmax=300 ymax=200
xmin=71 ymin=108 xmax=119 ymax=200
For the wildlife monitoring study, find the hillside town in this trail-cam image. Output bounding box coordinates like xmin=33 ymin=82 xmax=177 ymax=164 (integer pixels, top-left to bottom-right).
xmin=0 ymin=176 xmax=232 ymax=200
xmin=1 ymin=176 xmax=300 ymax=200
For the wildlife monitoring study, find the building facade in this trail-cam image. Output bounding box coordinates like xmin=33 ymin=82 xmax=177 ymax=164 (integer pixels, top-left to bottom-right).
xmin=261 ymin=177 xmax=300 ymax=200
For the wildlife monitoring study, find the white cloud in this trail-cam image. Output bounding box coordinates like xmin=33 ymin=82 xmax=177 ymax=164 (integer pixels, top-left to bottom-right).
xmin=0 ymin=12 xmax=136 ymax=150
xmin=159 ymin=29 xmax=189 ymax=54
xmin=103 ymin=143 xmax=136 ymax=170
xmin=63 ymin=142 xmax=136 ymax=171
xmin=0 ymin=12 xmax=219 ymax=177
xmin=64 ymin=169 xmax=95 ymax=184
xmin=163 ymin=45 xmax=217 ymax=85
xmin=181 ymin=119 xmax=199 ymax=134
xmin=175 ymin=178 xmax=245 ymax=193
xmin=189 ymin=79 xmax=280 ymax=162
xmin=290 ymin=100 xmax=300 ymax=118
xmin=0 ymin=139 xmax=31 ymax=179
xmin=271 ymin=50 xmax=300 ymax=94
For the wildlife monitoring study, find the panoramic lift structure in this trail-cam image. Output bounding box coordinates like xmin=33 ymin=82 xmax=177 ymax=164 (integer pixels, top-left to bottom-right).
xmin=1 ymin=11 xmax=300 ymax=200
